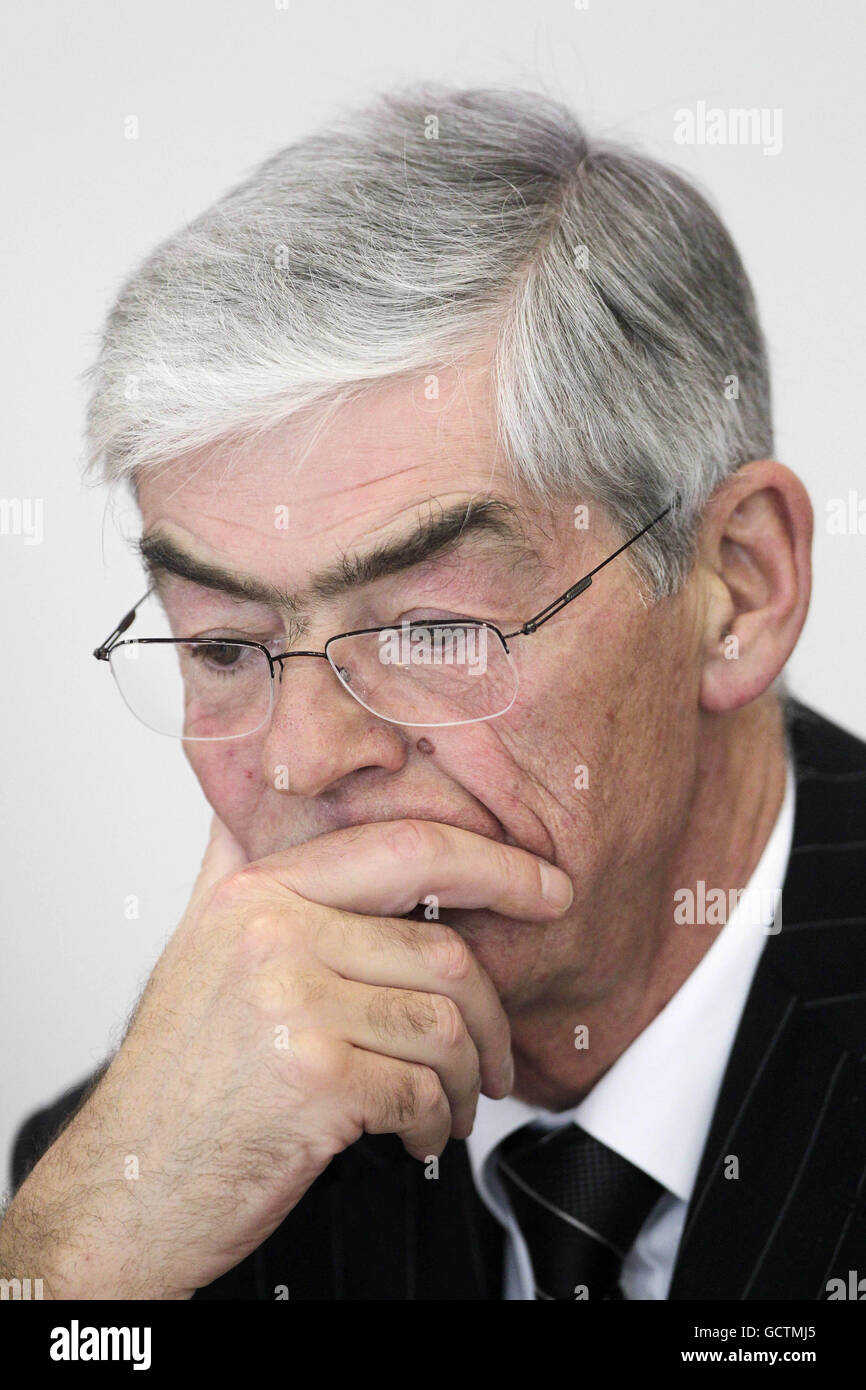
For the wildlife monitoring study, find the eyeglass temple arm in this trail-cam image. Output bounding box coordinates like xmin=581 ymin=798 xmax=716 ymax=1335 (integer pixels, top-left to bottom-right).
xmin=509 ymin=502 xmax=674 ymax=637
xmin=93 ymin=589 xmax=152 ymax=660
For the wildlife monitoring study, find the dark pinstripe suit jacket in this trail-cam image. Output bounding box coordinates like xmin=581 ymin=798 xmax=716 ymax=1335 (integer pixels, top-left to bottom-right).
xmin=10 ymin=699 xmax=866 ymax=1299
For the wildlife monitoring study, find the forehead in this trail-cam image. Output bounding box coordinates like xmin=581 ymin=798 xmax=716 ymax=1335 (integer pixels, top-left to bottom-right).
xmin=135 ymin=361 xmax=520 ymax=573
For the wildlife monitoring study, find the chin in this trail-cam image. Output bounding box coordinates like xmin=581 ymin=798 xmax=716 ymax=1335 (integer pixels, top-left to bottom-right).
xmin=405 ymin=904 xmax=548 ymax=1008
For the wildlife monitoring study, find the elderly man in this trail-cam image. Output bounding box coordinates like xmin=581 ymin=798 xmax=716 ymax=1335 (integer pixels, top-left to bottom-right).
xmin=3 ymin=86 xmax=864 ymax=1302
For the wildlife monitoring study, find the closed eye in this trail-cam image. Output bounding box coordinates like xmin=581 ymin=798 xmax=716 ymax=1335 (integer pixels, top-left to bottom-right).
xmin=395 ymin=609 xmax=483 ymax=625
xmin=187 ymin=629 xmax=283 ymax=650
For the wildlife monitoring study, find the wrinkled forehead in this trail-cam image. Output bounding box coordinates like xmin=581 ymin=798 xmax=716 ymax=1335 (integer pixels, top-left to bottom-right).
xmin=133 ymin=361 xmax=530 ymax=557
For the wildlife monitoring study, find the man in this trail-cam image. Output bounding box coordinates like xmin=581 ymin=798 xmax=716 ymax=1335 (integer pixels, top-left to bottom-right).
xmin=3 ymin=86 xmax=864 ymax=1301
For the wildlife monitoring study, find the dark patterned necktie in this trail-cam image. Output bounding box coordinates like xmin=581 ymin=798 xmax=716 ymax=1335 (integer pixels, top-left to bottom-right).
xmin=495 ymin=1122 xmax=665 ymax=1300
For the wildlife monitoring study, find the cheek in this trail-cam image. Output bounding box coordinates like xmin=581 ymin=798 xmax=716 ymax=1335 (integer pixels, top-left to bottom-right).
xmin=489 ymin=615 xmax=677 ymax=854
xmin=184 ymin=741 xmax=265 ymax=830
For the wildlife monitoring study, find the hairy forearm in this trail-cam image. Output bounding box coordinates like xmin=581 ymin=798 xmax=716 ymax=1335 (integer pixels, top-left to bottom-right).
xmin=0 ymin=1174 xmax=84 ymax=1300
xmin=0 ymin=1134 xmax=191 ymax=1301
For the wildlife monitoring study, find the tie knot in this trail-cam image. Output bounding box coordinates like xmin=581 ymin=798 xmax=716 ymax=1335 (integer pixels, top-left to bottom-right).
xmin=496 ymin=1122 xmax=664 ymax=1300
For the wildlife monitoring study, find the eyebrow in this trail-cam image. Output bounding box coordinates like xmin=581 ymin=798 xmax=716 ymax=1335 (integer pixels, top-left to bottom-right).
xmin=136 ymin=498 xmax=537 ymax=614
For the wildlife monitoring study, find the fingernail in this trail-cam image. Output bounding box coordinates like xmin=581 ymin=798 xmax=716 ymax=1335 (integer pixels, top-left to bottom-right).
xmin=539 ymin=862 xmax=573 ymax=910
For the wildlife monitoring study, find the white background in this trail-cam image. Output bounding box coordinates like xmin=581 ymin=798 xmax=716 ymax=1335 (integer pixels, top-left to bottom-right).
xmin=1 ymin=0 xmax=863 ymax=1181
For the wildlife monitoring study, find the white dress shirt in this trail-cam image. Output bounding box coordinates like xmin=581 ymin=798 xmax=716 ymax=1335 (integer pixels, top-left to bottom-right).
xmin=466 ymin=761 xmax=796 ymax=1299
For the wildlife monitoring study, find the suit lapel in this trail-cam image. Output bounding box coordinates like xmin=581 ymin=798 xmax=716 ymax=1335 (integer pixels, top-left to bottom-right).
xmin=669 ymin=701 xmax=866 ymax=1299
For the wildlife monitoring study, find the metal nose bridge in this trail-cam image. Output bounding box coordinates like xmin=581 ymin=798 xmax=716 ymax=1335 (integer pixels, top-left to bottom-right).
xmin=271 ymin=648 xmax=330 ymax=683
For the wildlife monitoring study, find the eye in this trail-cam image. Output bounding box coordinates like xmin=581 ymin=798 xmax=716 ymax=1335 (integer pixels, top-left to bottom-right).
xmin=184 ymin=641 xmax=253 ymax=678
xmin=195 ymin=642 xmax=243 ymax=669
xmin=181 ymin=632 xmax=282 ymax=680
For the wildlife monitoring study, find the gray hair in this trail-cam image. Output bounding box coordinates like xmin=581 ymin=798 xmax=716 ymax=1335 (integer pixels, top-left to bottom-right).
xmin=85 ymin=85 xmax=773 ymax=597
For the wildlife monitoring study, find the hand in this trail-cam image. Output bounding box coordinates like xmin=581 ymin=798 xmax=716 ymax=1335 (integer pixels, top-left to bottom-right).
xmin=2 ymin=815 xmax=573 ymax=1299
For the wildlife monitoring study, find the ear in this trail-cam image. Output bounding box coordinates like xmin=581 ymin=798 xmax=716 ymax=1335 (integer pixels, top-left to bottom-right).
xmin=697 ymin=461 xmax=813 ymax=714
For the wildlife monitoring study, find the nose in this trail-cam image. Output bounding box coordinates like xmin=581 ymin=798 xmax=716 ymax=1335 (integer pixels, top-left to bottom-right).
xmin=260 ymin=651 xmax=408 ymax=796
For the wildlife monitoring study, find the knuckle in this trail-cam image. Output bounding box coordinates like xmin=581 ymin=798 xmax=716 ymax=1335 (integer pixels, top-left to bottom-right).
xmin=375 ymin=1065 xmax=445 ymax=1139
xmin=208 ymin=862 xmax=264 ymax=910
xmin=409 ymin=1063 xmax=445 ymax=1118
xmin=293 ymin=1029 xmax=353 ymax=1092
xmin=424 ymin=925 xmax=472 ymax=982
xmin=382 ymin=818 xmax=441 ymax=865
xmin=238 ymin=907 xmax=285 ymax=959
xmin=428 ymin=994 xmax=467 ymax=1052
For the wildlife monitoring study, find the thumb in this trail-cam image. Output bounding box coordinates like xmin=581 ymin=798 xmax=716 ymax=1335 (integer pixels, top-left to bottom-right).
xmin=191 ymin=812 xmax=249 ymax=906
